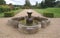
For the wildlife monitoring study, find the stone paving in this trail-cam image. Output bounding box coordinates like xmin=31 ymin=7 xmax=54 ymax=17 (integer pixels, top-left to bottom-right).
xmin=0 ymin=9 xmax=60 ymax=38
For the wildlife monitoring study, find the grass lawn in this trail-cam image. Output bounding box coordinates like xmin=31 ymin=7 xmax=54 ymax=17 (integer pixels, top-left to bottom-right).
xmin=0 ymin=9 xmax=23 ymax=18
xmin=34 ymin=8 xmax=60 ymax=18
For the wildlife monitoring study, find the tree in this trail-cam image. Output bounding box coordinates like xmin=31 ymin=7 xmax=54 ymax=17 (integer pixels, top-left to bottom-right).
xmin=55 ymin=1 xmax=60 ymax=7
xmin=0 ymin=0 xmax=6 ymax=5
xmin=24 ymin=0 xmax=31 ymax=9
xmin=35 ymin=2 xmax=38 ymax=7
xmin=40 ymin=1 xmax=46 ymax=8
xmin=9 ymin=3 xmax=14 ymax=10
xmin=35 ymin=2 xmax=39 ymax=8
xmin=45 ymin=0 xmax=56 ymax=7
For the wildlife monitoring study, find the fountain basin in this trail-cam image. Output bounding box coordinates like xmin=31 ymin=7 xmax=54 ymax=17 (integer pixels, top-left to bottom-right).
xmin=8 ymin=17 xmax=50 ymax=34
xmin=18 ymin=24 xmax=40 ymax=34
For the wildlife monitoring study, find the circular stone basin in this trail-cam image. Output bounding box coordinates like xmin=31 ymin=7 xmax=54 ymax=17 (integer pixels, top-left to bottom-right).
xmin=18 ymin=24 xmax=40 ymax=34
xmin=8 ymin=17 xmax=50 ymax=34
xmin=17 ymin=20 xmax=41 ymax=34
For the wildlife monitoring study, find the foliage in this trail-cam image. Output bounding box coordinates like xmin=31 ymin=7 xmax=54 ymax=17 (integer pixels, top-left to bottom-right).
xmin=40 ymin=1 xmax=46 ymax=8
xmin=4 ymin=12 xmax=14 ymax=17
xmin=35 ymin=2 xmax=39 ymax=8
xmin=0 ymin=13 xmax=4 ymax=17
xmin=15 ymin=7 xmax=20 ymax=10
xmin=35 ymin=8 xmax=60 ymax=18
xmin=24 ymin=0 xmax=31 ymax=9
xmin=0 ymin=5 xmax=18 ymax=13
xmin=4 ymin=9 xmax=22 ymax=17
xmin=43 ymin=13 xmax=54 ymax=18
xmin=9 ymin=3 xmax=15 ymax=10
xmin=40 ymin=0 xmax=56 ymax=8
xmin=45 ymin=0 xmax=56 ymax=7
xmin=0 ymin=9 xmax=22 ymax=17
xmin=0 ymin=0 xmax=6 ymax=5
xmin=0 ymin=5 xmax=10 ymax=13
xmin=55 ymin=1 xmax=60 ymax=7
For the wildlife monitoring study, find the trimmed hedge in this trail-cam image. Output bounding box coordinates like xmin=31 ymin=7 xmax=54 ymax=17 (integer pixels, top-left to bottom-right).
xmin=4 ymin=12 xmax=14 ymax=17
xmin=0 ymin=6 xmax=10 ymax=13
xmin=43 ymin=13 xmax=54 ymax=18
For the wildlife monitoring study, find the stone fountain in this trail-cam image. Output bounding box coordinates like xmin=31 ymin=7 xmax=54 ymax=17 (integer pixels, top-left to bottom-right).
xmin=8 ymin=10 xmax=50 ymax=34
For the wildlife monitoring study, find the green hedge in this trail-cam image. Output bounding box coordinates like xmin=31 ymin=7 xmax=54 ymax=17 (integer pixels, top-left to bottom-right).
xmin=43 ymin=13 xmax=54 ymax=18
xmin=4 ymin=12 xmax=14 ymax=17
xmin=0 ymin=6 xmax=10 ymax=13
xmin=0 ymin=7 xmax=3 ymax=12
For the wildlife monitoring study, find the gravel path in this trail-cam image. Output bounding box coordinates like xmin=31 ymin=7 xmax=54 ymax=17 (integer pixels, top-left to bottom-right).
xmin=14 ymin=9 xmax=43 ymax=17
xmin=0 ymin=9 xmax=60 ymax=38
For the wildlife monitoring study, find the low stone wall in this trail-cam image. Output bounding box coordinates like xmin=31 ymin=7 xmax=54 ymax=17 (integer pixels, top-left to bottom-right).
xmin=8 ymin=19 xmax=19 ymax=28
xmin=18 ymin=24 xmax=39 ymax=34
xmin=41 ymin=20 xmax=50 ymax=28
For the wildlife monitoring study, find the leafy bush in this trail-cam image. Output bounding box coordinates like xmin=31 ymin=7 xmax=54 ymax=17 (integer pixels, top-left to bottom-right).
xmin=55 ymin=4 xmax=60 ymax=8
xmin=43 ymin=13 xmax=54 ymax=18
xmin=2 ymin=7 xmax=10 ymax=12
xmin=4 ymin=12 xmax=14 ymax=17
xmin=0 ymin=5 xmax=10 ymax=13
xmin=0 ymin=7 xmax=3 ymax=12
xmin=15 ymin=7 xmax=19 ymax=10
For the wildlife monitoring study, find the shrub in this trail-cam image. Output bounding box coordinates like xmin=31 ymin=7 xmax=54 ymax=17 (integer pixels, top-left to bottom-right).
xmin=2 ymin=7 xmax=10 ymax=12
xmin=43 ymin=13 xmax=54 ymax=18
xmin=0 ymin=6 xmax=3 ymax=13
xmin=0 ymin=5 xmax=10 ymax=13
xmin=15 ymin=7 xmax=19 ymax=10
xmin=4 ymin=12 xmax=14 ymax=17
